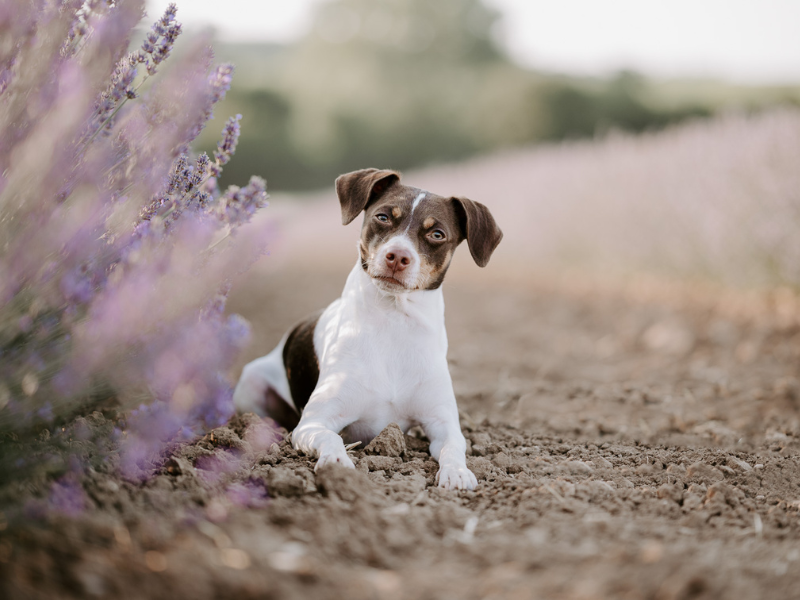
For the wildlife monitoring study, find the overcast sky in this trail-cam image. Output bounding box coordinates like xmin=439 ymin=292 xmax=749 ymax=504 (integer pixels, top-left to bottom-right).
xmin=146 ymin=0 xmax=800 ymax=84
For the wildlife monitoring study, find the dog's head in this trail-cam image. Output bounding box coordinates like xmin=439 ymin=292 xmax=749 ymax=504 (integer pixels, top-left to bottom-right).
xmin=336 ymin=168 xmax=503 ymax=293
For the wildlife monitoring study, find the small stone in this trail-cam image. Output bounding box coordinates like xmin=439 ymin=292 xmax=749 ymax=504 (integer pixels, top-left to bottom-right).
xmin=657 ymin=483 xmax=683 ymax=504
xmin=364 ymin=423 xmax=406 ymax=457
xmin=564 ymin=461 xmax=593 ymax=475
xmin=98 ymin=479 xmax=120 ymax=493
xmin=686 ymin=462 xmax=724 ymax=483
xmin=593 ymin=456 xmax=613 ymax=469
xmin=727 ymin=457 xmax=752 ymax=471
xmin=706 ymin=482 xmax=739 ymax=507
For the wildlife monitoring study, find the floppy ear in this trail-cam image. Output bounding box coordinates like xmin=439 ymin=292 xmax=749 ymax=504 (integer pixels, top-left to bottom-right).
xmin=335 ymin=168 xmax=400 ymax=225
xmin=452 ymin=197 xmax=503 ymax=267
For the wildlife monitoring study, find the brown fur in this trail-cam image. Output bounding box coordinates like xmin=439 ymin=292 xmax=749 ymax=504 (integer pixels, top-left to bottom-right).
xmin=452 ymin=196 xmax=504 ymax=268
xmin=336 ymin=169 xmax=400 ymax=226
xmin=283 ymin=310 xmax=322 ymax=414
xmin=337 ymin=169 xmax=502 ymax=290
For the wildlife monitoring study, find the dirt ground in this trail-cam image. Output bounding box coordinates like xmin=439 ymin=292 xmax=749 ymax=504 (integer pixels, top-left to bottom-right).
xmin=2 ymin=258 xmax=800 ymax=600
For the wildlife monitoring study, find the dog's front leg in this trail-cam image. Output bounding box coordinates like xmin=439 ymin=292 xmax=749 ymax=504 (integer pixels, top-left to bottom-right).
xmin=420 ymin=401 xmax=478 ymax=491
xmin=292 ymin=382 xmax=358 ymax=472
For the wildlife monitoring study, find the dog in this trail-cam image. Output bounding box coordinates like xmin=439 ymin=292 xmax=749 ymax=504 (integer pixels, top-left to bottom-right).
xmin=233 ymin=168 xmax=503 ymax=490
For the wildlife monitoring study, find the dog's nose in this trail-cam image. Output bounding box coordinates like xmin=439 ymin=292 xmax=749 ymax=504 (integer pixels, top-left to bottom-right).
xmin=385 ymin=249 xmax=412 ymax=272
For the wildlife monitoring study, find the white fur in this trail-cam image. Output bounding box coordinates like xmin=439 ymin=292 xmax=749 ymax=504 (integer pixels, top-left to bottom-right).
xmin=405 ymin=191 xmax=426 ymax=233
xmin=234 ymin=261 xmax=477 ymax=491
xmin=372 ymin=233 xmax=421 ymax=290
xmin=410 ymin=191 xmax=426 ymax=213
xmin=233 ymin=333 xmax=295 ymax=413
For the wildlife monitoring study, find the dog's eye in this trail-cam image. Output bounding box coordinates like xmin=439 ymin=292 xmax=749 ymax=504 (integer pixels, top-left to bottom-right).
xmin=429 ymin=230 xmax=446 ymax=241
xmin=375 ymin=214 xmax=390 ymax=223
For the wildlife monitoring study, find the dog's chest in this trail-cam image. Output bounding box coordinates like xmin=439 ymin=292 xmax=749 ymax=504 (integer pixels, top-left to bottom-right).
xmin=361 ymin=313 xmax=442 ymax=395
xmin=315 ymin=286 xmax=449 ymax=407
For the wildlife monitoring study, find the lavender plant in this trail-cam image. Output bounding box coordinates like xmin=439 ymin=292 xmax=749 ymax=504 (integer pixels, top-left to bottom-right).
xmin=0 ymin=1 xmax=270 ymax=485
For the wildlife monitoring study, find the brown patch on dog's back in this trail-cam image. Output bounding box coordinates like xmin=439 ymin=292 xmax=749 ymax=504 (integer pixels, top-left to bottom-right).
xmin=283 ymin=310 xmax=322 ymax=417
xmin=262 ymin=387 xmax=300 ymax=430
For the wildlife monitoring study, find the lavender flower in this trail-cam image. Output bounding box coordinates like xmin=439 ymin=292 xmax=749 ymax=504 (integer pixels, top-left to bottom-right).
xmin=209 ymin=63 xmax=234 ymax=104
xmin=150 ymin=23 xmax=182 ymax=73
xmin=167 ymin=153 xmax=190 ymax=195
xmin=216 ymin=176 xmax=268 ymax=227
xmin=95 ymin=53 xmax=139 ymax=125
xmin=212 ymin=114 xmax=241 ymax=174
xmin=140 ymin=3 xmax=180 ymax=76
xmin=190 ymin=153 xmax=210 ymax=190
xmin=0 ymin=0 xmax=272 ymax=489
xmin=181 ymin=62 xmax=235 ymax=150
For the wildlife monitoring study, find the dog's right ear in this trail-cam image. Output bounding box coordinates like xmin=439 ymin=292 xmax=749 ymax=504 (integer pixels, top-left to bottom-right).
xmin=336 ymin=168 xmax=400 ymax=225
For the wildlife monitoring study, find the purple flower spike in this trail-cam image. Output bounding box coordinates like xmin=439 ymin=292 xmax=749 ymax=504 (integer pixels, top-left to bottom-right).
xmin=194 ymin=153 xmax=210 ymax=182
xmin=209 ymin=64 xmax=234 ymax=105
xmin=0 ymin=0 xmax=268 ymax=488
xmin=216 ymin=176 xmax=268 ymax=227
xmin=141 ymin=3 xmax=181 ymax=76
xmin=214 ymin=114 xmax=241 ymax=167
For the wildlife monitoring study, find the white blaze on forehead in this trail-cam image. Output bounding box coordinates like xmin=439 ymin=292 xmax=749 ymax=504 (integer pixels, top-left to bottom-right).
xmin=410 ymin=192 xmax=426 ymax=215
xmin=405 ymin=192 xmax=427 ymax=233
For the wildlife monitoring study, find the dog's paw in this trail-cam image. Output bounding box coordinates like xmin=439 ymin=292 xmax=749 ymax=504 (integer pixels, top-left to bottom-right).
xmin=315 ymin=450 xmax=356 ymax=473
xmin=436 ymin=464 xmax=478 ymax=491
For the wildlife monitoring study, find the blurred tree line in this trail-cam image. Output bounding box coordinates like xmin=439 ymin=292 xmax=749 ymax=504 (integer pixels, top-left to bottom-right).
xmin=196 ymin=0 xmax=800 ymax=192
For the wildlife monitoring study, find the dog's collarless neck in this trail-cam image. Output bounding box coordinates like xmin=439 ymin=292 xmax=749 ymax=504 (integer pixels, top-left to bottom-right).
xmin=345 ymin=261 xmax=444 ymax=316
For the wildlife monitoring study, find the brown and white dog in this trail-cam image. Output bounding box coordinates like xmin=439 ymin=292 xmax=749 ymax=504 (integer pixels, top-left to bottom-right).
xmin=233 ymin=168 xmax=503 ymax=490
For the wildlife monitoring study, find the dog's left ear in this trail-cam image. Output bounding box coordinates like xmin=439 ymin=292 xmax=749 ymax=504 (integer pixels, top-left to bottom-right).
xmin=452 ymin=197 xmax=503 ymax=267
xmin=336 ymin=168 xmax=400 ymax=225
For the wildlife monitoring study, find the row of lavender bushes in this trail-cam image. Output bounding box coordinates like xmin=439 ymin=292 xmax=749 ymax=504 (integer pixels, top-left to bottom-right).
xmin=0 ymin=1 xmax=270 ymax=486
xmin=415 ymin=107 xmax=800 ymax=293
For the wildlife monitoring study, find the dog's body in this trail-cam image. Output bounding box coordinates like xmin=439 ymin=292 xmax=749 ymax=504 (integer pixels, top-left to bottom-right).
xmin=233 ymin=169 xmax=502 ymax=490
